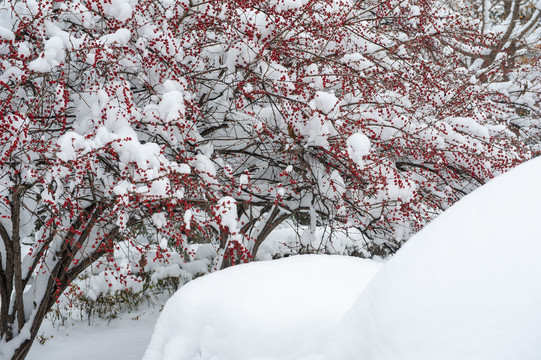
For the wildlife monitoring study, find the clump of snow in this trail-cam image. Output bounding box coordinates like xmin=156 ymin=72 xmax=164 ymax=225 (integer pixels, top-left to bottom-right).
xmin=340 ymin=53 xmax=372 ymax=71
xmin=102 ymin=0 xmax=133 ymax=22
xmin=143 ymin=255 xmax=382 ymax=360
xmin=28 ymin=36 xmax=65 ymax=72
xmin=183 ymin=209 xmax=193 ymax=230
xmin=190 ymin=154 xmax=217 ymax=184
xmin=180 ymin=258 xmax=211 ymax=277
xmin=99 ymin=28 xmax=131 ymax=45
xmin=331 ymin=156 xmax=541 ymax=360
xmin=159 ymin=80 xmax=186 ymax=123
xmin=310 ymin=91 xmax=338 ymax=115
xmin=0 ymin=25 xmax=15 ymax=41
xmin=216 ymin=196 xmax=238 ymax=233
xmin=446 ymin=116 xmax=489 ymax=139
xmin=194 ymin=243 xmax=218 ymax=261
xmin=346 ymin=132 xmax=371 ymax=167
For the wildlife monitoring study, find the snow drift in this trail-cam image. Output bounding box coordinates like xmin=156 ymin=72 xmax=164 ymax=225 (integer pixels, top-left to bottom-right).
xmin=142 ymin=255 xmax=382 ymax=360
xmin=331 ymin=156 xmax=541 ymax=360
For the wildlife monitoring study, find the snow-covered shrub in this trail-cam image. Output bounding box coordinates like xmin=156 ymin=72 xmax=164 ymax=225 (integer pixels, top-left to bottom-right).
xmin=46 ymin=235 xmax=219 ymax=326
xmin=0 ymin=0 xmax=538 ymax=357
xmin=48 ymin=273 xmax=179 ymax=326
xmin=443 ymin=0 xmax=541 ymax=147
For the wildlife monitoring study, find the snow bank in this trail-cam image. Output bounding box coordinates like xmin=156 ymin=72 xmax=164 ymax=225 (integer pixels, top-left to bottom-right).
xmin=143 ymin=255 xmax=382 ymax=360
xmin=331 ymin=156 xmax=541 ymax=360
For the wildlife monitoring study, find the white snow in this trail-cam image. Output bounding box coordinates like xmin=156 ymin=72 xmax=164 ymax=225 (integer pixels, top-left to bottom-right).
xmin=346 ymin=132 xmax=371 ymax=167
xmin=0 ymin=25 xmax=14 ymax=41
xmin=190 ymin=154 xmax=217 ymax=184
xmin=216 ymin=196 xmax=238 ymax=233
xmin=28 ymin=36 xmax=65 ymax=72
xmin=331 ymin=155 xmax=541 ymax=360
xmin=26 ymin=310 xmax=160 ymax=360
xmin=102 ymin=0 xmax=133 ymax=22
xmin=310 ymin=91 xmax=338 ymax=115
xmin=99 ymin=28 xmax=131 ymax=45
xmin=159 ymin=80 xmax=186 ymax=123
xmin=142 ymin=255 xmax=382 ymax=360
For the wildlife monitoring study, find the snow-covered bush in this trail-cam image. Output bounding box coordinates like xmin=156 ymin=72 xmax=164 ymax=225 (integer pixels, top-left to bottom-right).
xmin=46 ymin=234 xmax=219 ymax=326
xmin=443 ymin=0 xmax=541 ymax=147
xmin=48 ymin=223 xmax=378 ymax=325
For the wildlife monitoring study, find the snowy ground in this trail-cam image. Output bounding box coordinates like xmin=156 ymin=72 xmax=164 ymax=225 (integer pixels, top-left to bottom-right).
xmin=26 ymin=308 xmax=160 ymax=360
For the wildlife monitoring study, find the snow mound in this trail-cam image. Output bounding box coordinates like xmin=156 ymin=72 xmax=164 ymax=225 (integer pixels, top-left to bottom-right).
xmin=331 ymin=156 xmax=541 ymax=360
xmin=142 ymin=255 xmax=382 ymax=360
